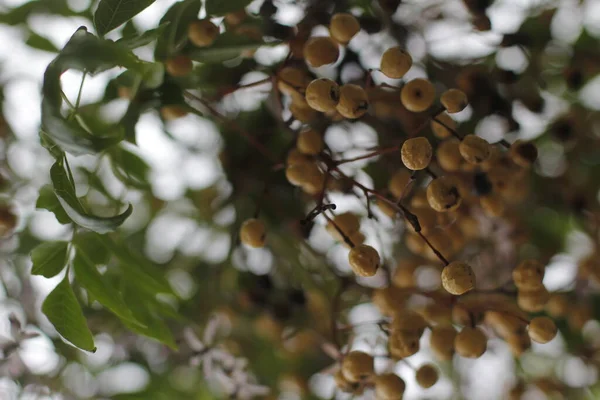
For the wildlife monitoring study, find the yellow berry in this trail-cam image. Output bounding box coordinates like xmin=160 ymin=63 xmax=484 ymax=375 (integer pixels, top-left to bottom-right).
xmin=303 ymin=36 xmax=339 ymax=67
xmin=388 ymin=169 xmax=412 ymax=199
xmin=485 ymin=311 xmax=527 ymax=339
xmin=391 ymin=310 xmax=428 ymax=338
xmin=426 ymin=176 xmax=462 ymax=212
xmin=401 ymin=78 xmax=435 ymax=112
xmin=165 ymin=55 xmax=193 ymax=77
xmin=329 ymin=13 xmax=361 ymax=44
xmin=509 ymin=140 xmax=538 ymax=168
xmin=285 ymin=161 xmax=322 ymax=187
xmin=459 ymin=135 xmax=491 ymax=164
xmin=431 ymin=113 xmax=456 ymax=139
xmin=401 ymin=137 xmax=432 ymax=170
xmin=528 ymin=316 xmax=557 ymax=344
xmin=305 ymin=78 xmax=340 ymax=112
xmin=296 ymin=129 xmax=323 ymax=155
xmin=441 ymin=261 xmax=475 ymax=295
xmin=374 ymin=373 xmax=405 ymax=400
xmin=277 ymin=67 xmax=311 ymax=97
xmin=240 ymin=218 xmax=266 ymax=248
xmin=341 ymin=351 xmax=374 ymax=383
xmin=336 ymin=84 xmax=369 ymax=119
xmin=430 ymin=325 xmax=457 ymax=360
xmin=380 ymin=47 xmax=413 ymax=79
xmin=455 ymin=327 xmax=487 ymax=358
xmin=289 ymin=99 xmax=318 ymax=123
xmin=372 ymin=287 xmax=408 ymax=316
xmin=437 ymin=139 xmax=464 ymax=172
xmin=416 ymin=364 xmax=438 ymax=389
xmin=188 ymin=19 xmax=219 ymax=47
xmin=512 ymin=260 xmax=545 ymax=291
xmin=348 ymin=244 xmax=380 ymax=277
xmin=480 ymin=194 xmax=505 ymax=218
xmin=440 ymin=89 xmax=468 ymax=113
xmin=517 ymin=287 xmax=549 ymax=313
xmin=286 ymin=148 xmax=311 ymax=166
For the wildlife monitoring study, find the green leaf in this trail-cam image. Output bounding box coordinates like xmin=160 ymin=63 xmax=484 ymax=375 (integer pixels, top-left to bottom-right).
xmin=26 ymin=32 xmax=59 ymax=53
xmin=73 ymin=232 xmax=111 ymax=265
xmin=117 ymin=22 xmax=170 ymax=49
xmin=110 ymin=146 xmax=151 ymax=188
xmin=154 ymin=0 xmax=201 ymax=60
xmin=186 ymin=32 xmax=271 ymax=64
xmin=94 ymin=0 xmax=156 ymax=36
xmin=31 ymin=241 xmax=69 ymax=278
xmin=72 ymin=250 xmax=140 ymax=325
xmin=42 ymin=277 xmax=96 ymax=352
xmin=50 ymin=159 xmax=133 ymax=234
xmin=36 ymin=185 xmax=71 ymax=224
xmin=205 ymin=0 xmax=252 ymax=16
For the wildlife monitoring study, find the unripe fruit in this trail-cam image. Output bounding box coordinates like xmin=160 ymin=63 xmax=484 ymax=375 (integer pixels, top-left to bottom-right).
xmin=512 ymin=260 xmax=545 ymax=290
xmin=528 ymin=316 xmax=557 ymax=344
xmin=455 ymin=327 xmax=487 ymax=358
xmin=431 ymin=113 xmax=456 ymax=139
xmin=188 ymin=19 xmax=219 ymax=47
xmin=305 ymin=78 xmax=340 ymax=112
xmin=341 ymin=351 xmax=374 ymax=383
xmin=296 ymin=129 xmax=323 ymax=155
xmin=437 ymin=139 xmax=464 ymax=172
xmin=517 ymin=287 xmax=549 ymax=313
xmin=277 ymin=67 xmax=311 ymax=97
xmin=388 ymin=169 xmax=412 ymax=199
xmin=389 ymin=331 xmax=420 ymax=358
xmin=430 ymin=325 xmax=457 ymax=360
xmin=336 ymin=84 xmax=369 ymax=119
xmin=427 ymin=176 xmax=462 ymax=212
xmin=240 ymin=218 xmax=266 ymax=248
xmin=401 ymin=137 xmax=432 ymax=170
xmin=401 ymin=78 xmax=435 ymax=112
xmin=441 ymin=261 xmax=475 ymax=295
xmin=165 ymin=55 xmax=193 ymax=77
xmin=459 ymin=135 xmax=491 ymax=164
xmin=348 ymin=244 xmax=380 ymax=277
xmin=440 ymin=89 xmax=468 ymax=113
xmin=416 ymin=364 xmax=439 ymax=388
xmin=329 ymin=13 xmax=361 ymax=44
xmin=374 ymin=373 xmax=406 ymax=400
xmin=510 ymin=140 xmax=538 ymax=168
xmin=372 ymin=286 xmax=408 ymax=316
xmin=380 ymin=47 xmax=413 ymax=79
xmin=303 ymin=37 xmax=339 ymax=67
xmin=160 ymin=105 xmax=188 ymax=120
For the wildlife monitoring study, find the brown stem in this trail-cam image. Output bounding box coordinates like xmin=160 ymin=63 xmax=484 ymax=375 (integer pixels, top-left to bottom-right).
xmin=335 ymin=145 xmax=401 ymax=165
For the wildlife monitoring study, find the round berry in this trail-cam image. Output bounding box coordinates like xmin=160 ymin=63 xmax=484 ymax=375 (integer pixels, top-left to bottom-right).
xmin=336 ymin=84 xmax=369 ymax=119
xmin=507 ymin=333 xmax=532 ymax=356
xmin=348 ymin=244 xmax=380 ymax=277
xmin=517 ymin=287 xmax=549 ymax=313
xmin=459 ymin=135 xmax=491 ymax=164
xmin=455 ymin=327 xmax=487 ymax=358
xmin=285 ymin=162 xmax=321 ymax=187
xmin=380 ymin=47 xmax=413 ymax=79
xmin=528 ymin=316 xmax=557 ymax=344
xmin=431 ymin=113 xmax=456 ymax=139
xmin=391 ymin=310 xmax=428 ymax=338
xmin=375 ymin=373 xmax=406 ymax=400
xmin=286 ymin=148 xmax=311 ymax=166
xmin=388 ymin=169 xmax=412 ymax=199
xmin=440 ymin=89 xmax=468 ymax=113
xmin=430 ymin=325 xmax=457 ymax=360
xmin=305 ymin=78 xmax=340 ymax=112
xmin=512 ymin=260 xmax=545 ymax=291
xmin=441 ymin=261 xmax=475 ymax=295
xmin=160 ymin=105 xmax=188 ymax=120
xmin=372 ymin=287 xmax=407 ymax=316
xmin=401 ymin=78 xmax=435 ymax=112
xmin=416 ymin=364 xmax=439 ymax=389
xmin=329 ymin=13 xmax=361 ymax=44
xmin=165 ymin=55 xmax=193 ymax=77
xmin=437 ymin=139 xmax=464 ymax=172
xmin=334 ymin=369 xmax=362 ymax=393
xmin=341 ymin=351 xmax=374 ymax=383
xmin=188 ymin=19 xmax=219 ymax=47
xmin=427 ymin=176 xmax=462 ymax=212
xmin=401 ymin=137 xmax=432 ymax=170
xmin=485 ymin=311 xmax=527 ymax=339
xmin=392 ymin=259 xmax=419 ymax=288
xmin=510 ymin=140 xmax=538 ymax=168
xmin=303 ymin=37 xmax=339 ymax=67
xmin=480 ymin=194 xmax=505 ymax=218
xmin=389 ymin=331 xmax=420 ymax=358
xmin=240 ymin=218 xmax=266 ymax=248
xmin=296 ymin=129 xmax=323 ymax=155
xmin=277 ymin=67 xmax=311 ymax=97
xmin=546 ymin=294 xmax=569 ymax=318
xmin=290 ymin=99 xmax=318 ymax=123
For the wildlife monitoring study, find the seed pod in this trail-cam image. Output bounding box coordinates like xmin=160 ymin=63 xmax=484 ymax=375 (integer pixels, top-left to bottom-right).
xmin=380 ymin=46 xmax=413 ymax=79
xmin=517 ymin=286 xmax=549 ymax=313
xmin=401 ymin=78 xmax=436 ymax=112
xmin=437 ymin=139 xmax=464 ymax=172
xmin=188 ymin=19 xmax=219 ymax=47
xmin=165 ymin=55 xmax=193 ymax=77
xmin=305 ymin=78 xmax=340 ymax=112
xmin=431 ymin=113 xmax=456 ymax=139
xmin=374 ymin=373 xmax=405 ymax=399
xmin=341 ymin=351 xmax=374 ymax=383
xmin=455 ymin=326 xmax=487 ymax=358
xmin=509 ymin=140 xmax=538 ymax=168
xmin=348 ymin=244 xmax=380 ymax=277
xmin=528 ymin=316 xmax=557 ymax=344
xmin=296 ymin=129 xmax=323 ymax=155
xmin=416 ymin=364 xmax=439 ymax=388
xmin=240 ymin=218 xmax=267 ymax=248
xmin=441 ymin=261 xmax=476 ymax=295
xmin=372 ymin=286 xmax=408 ymax=316
xmin=401 ymin=137 xmax=432 ymax=170
xmin=303 ymin=37 xmax=339 ymax=67
xmin=459 ymin=135 xmax=491 ymax=164
xmin=512 ymin=260 xmax=545 ymax=290
xmin=430 ymin=325 xmax=457 ymax=360
xmin=329 ymin=13 xmax=361 ymax=44
xmin=427 ymin=176 xmax=462 ymax=212
xmin=336 ymin=84 xmax=369 ymax=119
xmin=389 ymin=331 xmax=420 ymax=358
xmin=440 ymin=89 xmax=468 ymax=113
xmin=388 ymin=169 xmax=412 ymax=199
